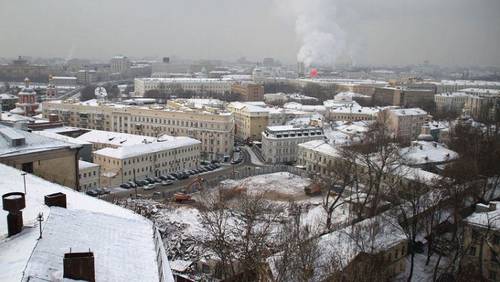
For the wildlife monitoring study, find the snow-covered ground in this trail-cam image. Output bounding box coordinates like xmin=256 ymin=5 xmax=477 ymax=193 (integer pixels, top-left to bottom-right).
xmin=393 ymin=252 xmax=449 ymax=282
xmin=220 ymin=172 xmax=312 ymax=200
xmin=244 ymin=146 xmax=265 ymax=166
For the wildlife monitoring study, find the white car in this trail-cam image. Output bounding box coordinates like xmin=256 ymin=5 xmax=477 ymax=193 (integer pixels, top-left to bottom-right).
xmin=144 ymin=184 xmax=157 ymax=190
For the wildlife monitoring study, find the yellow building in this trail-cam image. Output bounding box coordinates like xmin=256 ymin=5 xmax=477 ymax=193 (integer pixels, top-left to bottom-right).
xmin=43 ymin=100 xmax=234 ymax=160
xmin=227 ymin=102 xmax=269 ymax=142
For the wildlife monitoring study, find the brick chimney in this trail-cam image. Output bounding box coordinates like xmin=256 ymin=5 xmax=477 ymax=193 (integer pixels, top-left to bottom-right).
xmin=63 ymin=251 xmax=95 ymax=282
xmin=2 ymin=192 xmax=26 ymax=237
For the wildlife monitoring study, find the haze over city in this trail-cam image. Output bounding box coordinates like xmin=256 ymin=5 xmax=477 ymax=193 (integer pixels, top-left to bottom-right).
xmin=1 ymin=1 xmax=500 ymax=282
xmin=1 ymin=0 xmax=500 ymax=66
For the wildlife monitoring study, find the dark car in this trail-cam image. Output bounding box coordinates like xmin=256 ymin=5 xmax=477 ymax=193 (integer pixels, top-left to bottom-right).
xmin=167 ymin=175 xmax=177 ymax=180
xmin=177 ymin=173 xmax=189 ymax=180
xmin=159 ymin=175 xmax=168 ymax=181
xmin=120 ymin=183 xmax=131 ymax=189
xmin=95 ymin=188 xmax=108 ymax=195
xmin=127 ymin=181 xmax=137 ymax=188
xmin=154 ymin=177 xmax=162 ymax=183
xmin=86 ymin=190 xmax=98 ymax=197
xmin=145 ymin=177 xmax=155 ymax=183
xmin=137 ymin=180 xmax=148 ymax=186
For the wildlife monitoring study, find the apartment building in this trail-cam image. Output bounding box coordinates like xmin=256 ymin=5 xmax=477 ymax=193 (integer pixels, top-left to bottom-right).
xmin=374 ymin=87 xmax=434 ymax=108
xmin=463 ymin=202 xmax=500 ymax=281
xmin=78 ymin=160 xmax=100 ymax=191
xmin=261 ymin=125 xmax=325 ymax=164
xmin=134 ymin=77 xmax=232 ymax=97
xmin=42 ymin=100 xmax=234 ymax=160
xmin=227 ymin=102 xmax=269 ymax=141
xmin=94 ymin=136 xmax=200 ymax=187
xmin=434 ymin=92 xmax=470 ymax=115
xmin=382 ymin=108 xmax=429 ymax=141
xmin=231 ymin=82 xmax=264 ymax=101
xmin=433 ymin=80 xmax=500 ymax=93
xmin=328 ymin=105 xmax=380 ymax=121
xmin=297 ymin=139 xmax=339 ymax=178
xmin=461 ymin=88 xmax=500 ymax=121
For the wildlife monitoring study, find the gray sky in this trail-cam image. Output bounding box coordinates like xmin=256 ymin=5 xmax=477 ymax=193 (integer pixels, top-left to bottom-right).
xmin=0 ymin=0 xmax=499 ymax=66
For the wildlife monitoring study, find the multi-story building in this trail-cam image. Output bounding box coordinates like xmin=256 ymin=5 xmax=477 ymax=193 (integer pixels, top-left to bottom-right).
xmin=42 ymin=100 xmax=234 ymax=160
xmin=78 ymin=160 xmax=100 ymax=191
xmin=110 ymin=55 xmax=131 ymax=74
xmin=231 ymin=82 xmax=264 ymax=101
xmin=0 ymin=56 xmax=50 ymax=82
xmin=434 ymin=92 xmax=470 ymax=115
xmin=94 ymin=136 xmax=200 ymax=187
xmin=227 ymin=102 xmax=269 ymax=142
xmin=0 ymin=125 xmax=81 ymax=189
xmin=463 ymin=202 xmax=500 ymax=281
xmin=76 ymin=70 xmax=97 ymax=85
xmin=433 ymin=80 xmax=500 ymax=93
xmin=382 ymin=108 xmax=429 ymax=141
xmin=297 ymin=139 xmax=339 ymax=178
xmin=261 ymin=125 xmax=325 ymax=164
xmin=374 ymin=87 xmax=434 ymax=108
xmin=462 ymin=89 xmax=500 ymax=122
xmin=49 ymin=76 xmax=77 ymax=87
xmin=76 ymin=130 xmax=158 ymax=152
xmin=134 ymin=78 xmax=233 ymax=97
xmin=328 ymin=105 xmax=380 ymax=121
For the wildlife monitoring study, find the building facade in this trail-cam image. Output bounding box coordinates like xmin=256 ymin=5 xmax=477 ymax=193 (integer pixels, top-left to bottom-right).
xmin=383 ymin=108 xmax=429 ymax=141
xmin=434 ymin=92 xmax=470 ymax=115
xmin=93 ymin=137 xmax=200 ymax=187
xmin=231 ymin=82 xmax=264 ymax=101
xmin=227 ymin=102 xmax=269 ymax=142
xmin=42 ymin=100 xmax=234 ymax=160
xmin=134 ymin=78 xmax=232 ymax=97
xmin=78 ymin=160 xmax=100 ymax=191
xmin=297 ymin=139 xmax=339 ymax=178
xmin=261 ymin=125 xmax=325 ymax=164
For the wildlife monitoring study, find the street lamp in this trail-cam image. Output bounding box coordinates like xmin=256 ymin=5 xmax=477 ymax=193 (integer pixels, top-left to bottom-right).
xmin=21 ymin=172 xmax=27 ymax=194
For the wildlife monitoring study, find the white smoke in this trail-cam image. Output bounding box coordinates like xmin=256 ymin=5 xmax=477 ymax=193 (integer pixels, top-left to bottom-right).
xmin=275 ymin=0 xmax=347 ymax=68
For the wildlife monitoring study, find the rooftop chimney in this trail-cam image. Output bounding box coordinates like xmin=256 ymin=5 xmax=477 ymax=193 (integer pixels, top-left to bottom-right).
xmin=44 ymin=192 xmax=67 ymax=208
xmin=2 ymin=192 xmax=26 ymax=237
xmin=63 ymin=251 xmax=95 ymax=282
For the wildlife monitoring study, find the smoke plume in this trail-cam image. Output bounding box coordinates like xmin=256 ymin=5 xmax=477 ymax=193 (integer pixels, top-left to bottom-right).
xmin=276 ymin=0 xmax=347 ymax=67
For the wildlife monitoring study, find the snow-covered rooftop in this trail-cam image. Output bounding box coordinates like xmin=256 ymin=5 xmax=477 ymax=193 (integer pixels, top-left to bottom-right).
xmin=0 ymin=163 xmax=173 ymax=282
xmin=389 ymin=108 xmax=428 ymax=116
xmin=76 ymin=130 xmax=158 ymax=147
xmin=79 ymin=160 xmax=100 ymax=170
xmin=400 ymin=141 xmax=458 ymax=165
xmin=298 ymin=140 xmax=339 ymax=158
xmin=94 ymin=136 xmax=200 ymax=159
xmin=465 ymin=202 xmax=500 ymax=231
xmin=0 ymin=125 xmax=80 ymax=157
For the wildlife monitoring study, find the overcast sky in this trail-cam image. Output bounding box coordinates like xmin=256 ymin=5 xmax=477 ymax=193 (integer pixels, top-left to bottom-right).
xmin=0 ymin=0 xmax=499 ymax=66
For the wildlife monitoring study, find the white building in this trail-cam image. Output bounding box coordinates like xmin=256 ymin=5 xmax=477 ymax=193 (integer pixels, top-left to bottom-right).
xmin=93 ymin=136 xmax=201 ymax=187
xmin=261 ymin=125 xmax=325 ymax=164
xmin=434 ymin=92 xmax=470 ymax=114
xmin=79 ymin=160 xmax=100 ymax=191
xmin=134 ymin=77 xmax=233 ymax=97
xmin=297 ymin=139 xmax=339 ymax=178
xmin=49 ymin=76 xmax=77 ymax=87
xmin=383 ymin=108 xmax=429 ymax=140
xmin=433 ymin=80 xmax=500 ymax=93
xmin=111 ymin=55 xmax=131 ymax=74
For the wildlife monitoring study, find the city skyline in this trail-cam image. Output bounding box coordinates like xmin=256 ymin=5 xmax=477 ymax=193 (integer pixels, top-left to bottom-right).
xmin=0 ymin=0 xmax=499 ymax=67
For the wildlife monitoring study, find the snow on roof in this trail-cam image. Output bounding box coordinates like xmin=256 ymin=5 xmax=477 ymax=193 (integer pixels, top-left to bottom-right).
xmin=76 ymin=130 xmax=158 ymax=147
xmin=33 ymin=131 xmax=91 ymax=146
xmin=284 ymin=102 xmax=327 ymax=113
xmin=41 ymin=126 xmax=83 ymax=134
xmin=23 ymin=208 xmax=159 ymax=282
xmin=0 ymin=163 xmax=175 ymax=282
xmin=79 ymin=160 xmax=99 ymax=170
xmin=458 ymin=88 xmax=500 ymax=96
xmin=329 ymin=105 xmax=380 ymax=116
xmin=0 ymin=93 xmax=17 ymax=99
xmin=435 ymin=92 xmax=471 ymax=97
xmin=136 ymin=77 xmax=232 ymax=84
xmin=400 ymin=141 xmax=458 ymax=165
xmin=389 ymin=108 xmax=428 ymax=116
xmin=465 ymin=202 xmax=500 ymax=231
xmin=228 ymin=101 xmax=270 ymax=113
xmin=436 ymin=80 xmax=500 ymax=87
xmin=298 ymin=140 xmax=339 ymax=158
xmin=0 ymin=125 xmax=80 ymax=157
xmin=94 ymin=137 xmax=200 ymax=159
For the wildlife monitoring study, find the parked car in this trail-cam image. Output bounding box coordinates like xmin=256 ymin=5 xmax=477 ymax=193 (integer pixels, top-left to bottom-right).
xmin=127 ymin=181 xmax=137 ymax=188
xmin=95 ymin=188 xmax=109 ymax=195
xmin=136 ymin=180 xmax=148 ymax=186
xmin=161 ymin=180 xmax=174 ymax=186
xmin=120 ymin=183 xmax=131 ymax=189
xmin=159 ymin=175 xmax=168 ymax=181
xmin=145 ymin=177 xmax=155 ymax=183
xmin=154 ymin=177 xmax=162 ymax=183
xmin=167 ymin=175 xmax=177 ymax=180
xmin=144 ymin=184 xmax=156 ymax=190
xmin=86 ymin=190 xmax=98 ymax=197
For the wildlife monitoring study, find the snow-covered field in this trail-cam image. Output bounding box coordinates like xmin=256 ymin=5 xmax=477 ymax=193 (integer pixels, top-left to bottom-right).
xmin=220 ymin=172 xmax=313 ymax=201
